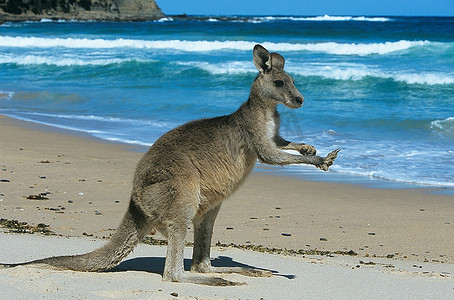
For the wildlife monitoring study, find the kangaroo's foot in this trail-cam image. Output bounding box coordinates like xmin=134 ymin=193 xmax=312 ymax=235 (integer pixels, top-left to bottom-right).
xmin=191 ymin=263 xmax=273 ymax=278
xmin=163 ymin=271 xmax=245 ymax=286
xmin=208 ymin=266 xmax=273 ymax=277
xmin=316 ymin=148 xmax=341 ymax=171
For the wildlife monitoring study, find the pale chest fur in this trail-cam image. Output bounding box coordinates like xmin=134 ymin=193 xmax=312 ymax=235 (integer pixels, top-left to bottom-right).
xmin=265 ymin=110 xmax=278 ymax=142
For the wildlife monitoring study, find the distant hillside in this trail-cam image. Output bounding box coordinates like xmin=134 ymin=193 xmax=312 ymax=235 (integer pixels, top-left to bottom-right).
xmin=0 ymin=0 xmax=164 ymax=21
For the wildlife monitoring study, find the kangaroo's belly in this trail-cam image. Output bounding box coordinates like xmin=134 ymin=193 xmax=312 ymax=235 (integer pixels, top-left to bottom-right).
xmin=194 ymin=144 xmax=257 ymax=216
xmin=136 ymin=115 xmax=258 ymax=216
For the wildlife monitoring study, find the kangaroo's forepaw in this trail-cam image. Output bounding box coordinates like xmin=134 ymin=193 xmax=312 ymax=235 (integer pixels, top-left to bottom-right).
xmin=318 ymin=148 xmax=341 ymax=171
xmin=299 ymin=144 xmax=317 ymax=156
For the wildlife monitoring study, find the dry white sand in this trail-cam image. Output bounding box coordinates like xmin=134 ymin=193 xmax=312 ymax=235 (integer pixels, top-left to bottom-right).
xmin=1 ymin=234 xmax=454 ymax=299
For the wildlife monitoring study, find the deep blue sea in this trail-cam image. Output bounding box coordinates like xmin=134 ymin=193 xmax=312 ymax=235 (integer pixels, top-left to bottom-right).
xmin=0 ymin=15 xmax=453 ymax=187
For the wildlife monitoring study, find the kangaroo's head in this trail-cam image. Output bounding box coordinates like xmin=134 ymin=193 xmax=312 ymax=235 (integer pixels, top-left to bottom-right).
xmin=252 ymin=44 xmax=304 ymax=109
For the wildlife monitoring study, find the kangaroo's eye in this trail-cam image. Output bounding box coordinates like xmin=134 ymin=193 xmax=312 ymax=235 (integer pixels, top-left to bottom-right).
xmin=274 ymin=80 xmax=284 ymax=87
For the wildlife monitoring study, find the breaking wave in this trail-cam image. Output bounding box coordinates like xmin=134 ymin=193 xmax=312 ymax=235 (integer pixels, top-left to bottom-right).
xmin=177 ymin=61 xmax=454 ymax=86
xmin=249 ymin=15 xmax=391 ymax=22
xmin=0 ymin=91 xmax=14 ymax=100
xmin=0 ymin=36 xmax=438 ymax=56
xmin=431 ymin=117 xmax=454 ymax=138
xmin=0 ymin=54 xmax=147 ymax=66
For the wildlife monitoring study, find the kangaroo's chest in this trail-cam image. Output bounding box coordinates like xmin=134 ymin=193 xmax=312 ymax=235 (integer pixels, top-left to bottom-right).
xmin=266 ymin=118 xmax=277 ymax=141
xmin=265 ymin=109 xmax=280 ymax=142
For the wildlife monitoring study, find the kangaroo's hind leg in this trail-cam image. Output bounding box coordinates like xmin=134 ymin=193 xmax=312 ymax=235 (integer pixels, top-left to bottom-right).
xmin=158 ymin=177 xmax=242 ymax=286
xmin=191 ymin=205 xmax=272 ymax=278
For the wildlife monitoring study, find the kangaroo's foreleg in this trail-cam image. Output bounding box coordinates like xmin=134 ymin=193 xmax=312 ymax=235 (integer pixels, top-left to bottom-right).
xmin=281 ymin=142 xmax=317 ymax=156
xmin=274 ymin=136 xmax=317 ymax=156
xmin=257 ymin=141 xmax=340 ymax=170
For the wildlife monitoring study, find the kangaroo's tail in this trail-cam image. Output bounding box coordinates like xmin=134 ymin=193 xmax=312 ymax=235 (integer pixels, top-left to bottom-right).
xmin=1 ymin=200 xmax=149 ymax=272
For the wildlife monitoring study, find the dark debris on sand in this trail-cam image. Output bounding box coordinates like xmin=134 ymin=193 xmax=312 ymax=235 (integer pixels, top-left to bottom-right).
xmin=0 ymin=218 xmax=55 ymax=235
xmin=142 ymin=236 xmax=357 ymax=257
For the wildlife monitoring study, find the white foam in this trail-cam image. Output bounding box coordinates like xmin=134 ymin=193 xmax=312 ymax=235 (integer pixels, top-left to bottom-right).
xmin=12 ymin=111 xmax=172 ymax=128
xmin=95 ymin=136 xmax=153 ymax=147
xmin=2 ymin=113 xmax=97 ymax=134
xmin=0 ymin=36 xmax=254 ymax=51
xmin=288 ymin=63 xmax=374 ymax=81
xmin=239 ymin=15 xmax=390 ymax=23
xmin=176 ymin=60 xmax=454 ymax=86
xmin=0 ymin=91 xmax=14 ymax=100
xmin=0 ymin=54 xmax=149 ymax=66
xmin=287 ymin=40 xmax=429 ymax=56
xmin=1 ymin=112 xmax=163 ymax=148
xmin=175 ymin=61 xmax=255 ymax=75
xmin=297 ymin=15 xmax=390 ymax=22
xmin=253 ymin=15 xmax=391 ymax=22
xmin=288 ymin=63 xmax=454 ymax=85
xmin=155 ymin=17 xmax=174 ymax=22
xmin=430 ymin=117 xmax=454 ymax=137
xmin=331 ymin=165 xmax=454 ymax=187
xmin=0 ymin=36 xmax=434 ymax=56
xmin=393 ymin=73 xmax=454 ymax=85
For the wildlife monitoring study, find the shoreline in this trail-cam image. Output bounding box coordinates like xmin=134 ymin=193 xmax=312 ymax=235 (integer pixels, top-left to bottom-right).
xmin=1 ymin=114 xmax=454 ymax=265
xmin=255 ymin=166 xmax=454 ymax=196
xmin=4 ymin=111 xmax=453 ymax=194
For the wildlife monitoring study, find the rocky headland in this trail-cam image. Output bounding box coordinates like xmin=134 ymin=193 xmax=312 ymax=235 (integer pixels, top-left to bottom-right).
xmin=0 ymin=0 xmax=164 ymax=22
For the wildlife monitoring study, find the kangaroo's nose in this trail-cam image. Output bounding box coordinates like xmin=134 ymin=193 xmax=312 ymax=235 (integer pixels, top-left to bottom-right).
xmin=295 ymin=97 xmax=303 ymax=105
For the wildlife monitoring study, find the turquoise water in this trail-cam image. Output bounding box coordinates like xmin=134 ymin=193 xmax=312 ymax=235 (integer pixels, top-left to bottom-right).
xmin=0 ymin=16 xmax=453 ymax=187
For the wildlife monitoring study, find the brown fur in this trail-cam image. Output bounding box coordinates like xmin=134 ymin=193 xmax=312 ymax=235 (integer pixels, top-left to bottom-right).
xmin=1 ymin=45 xmax=339 ymax=286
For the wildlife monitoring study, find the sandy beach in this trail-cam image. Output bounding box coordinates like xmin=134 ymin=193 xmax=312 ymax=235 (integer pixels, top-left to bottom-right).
xmin=1 ymin=114 xmax=454 ymax=298
xmin=2 ymin=234 xmax=454 ymax=299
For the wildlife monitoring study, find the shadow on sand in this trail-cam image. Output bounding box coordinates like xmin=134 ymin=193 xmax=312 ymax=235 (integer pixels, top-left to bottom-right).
xmin=112 ymin=255 xmax=295 ymax=279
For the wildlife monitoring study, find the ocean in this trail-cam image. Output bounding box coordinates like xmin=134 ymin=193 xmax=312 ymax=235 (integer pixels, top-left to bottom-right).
xmin=0 ymin=15 xmax=453 ymax=188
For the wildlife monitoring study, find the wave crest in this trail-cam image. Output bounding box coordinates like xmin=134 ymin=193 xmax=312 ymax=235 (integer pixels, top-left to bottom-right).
xmin=0 ymin=54 xmax=146 ymax=66
xmin=257 ymin=15 xmax=391 ymax=22
xmin=431 ymin=117 xmax=454 ymax=138
xmin=227 ymin=15 xmax=391 ymax=23
xmin=0 ymin=36 xmax=436 ymax=56
xmin=0 ymin=91 xmax=14 ymax=100
xmin=177 ymin=61 xmax=454 ymax=86
xmin=289 ymin=64 xmax=454 ymax=85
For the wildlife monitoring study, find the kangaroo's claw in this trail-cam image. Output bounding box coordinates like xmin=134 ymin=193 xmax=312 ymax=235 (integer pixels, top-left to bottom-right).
xmin=318 ymin=148 xmax=341 ymax=171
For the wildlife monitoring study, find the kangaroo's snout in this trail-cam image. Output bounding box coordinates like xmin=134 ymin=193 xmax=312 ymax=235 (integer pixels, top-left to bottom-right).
xmin=286 ymin=92 xmax=304 ymax=109
xmin=295 ymin=96 xmax=303 ymax=106
xmin=286 ymin=95 xmax=303 ymax=109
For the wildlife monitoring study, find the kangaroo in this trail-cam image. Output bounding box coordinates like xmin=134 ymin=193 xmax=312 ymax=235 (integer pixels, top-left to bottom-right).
xmin=1 ymin=45 xmax=339 ymax=286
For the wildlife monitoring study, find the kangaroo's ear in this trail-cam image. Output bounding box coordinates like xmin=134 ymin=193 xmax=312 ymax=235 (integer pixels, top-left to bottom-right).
xmin=271 ymin=52 xmax=285 ymax=70
xmin=253 ymin=44 xmax=272 ymax=73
